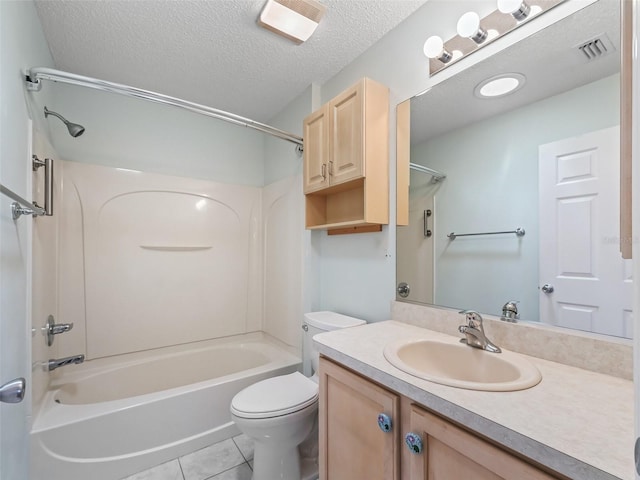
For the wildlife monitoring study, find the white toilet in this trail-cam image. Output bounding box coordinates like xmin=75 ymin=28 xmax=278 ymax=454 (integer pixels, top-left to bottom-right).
xmin=230 ymin=311 xmax=366 ymax=480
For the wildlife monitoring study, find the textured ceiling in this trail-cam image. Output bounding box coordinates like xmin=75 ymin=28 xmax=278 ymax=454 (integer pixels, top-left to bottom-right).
xmin=34 ymin=0 xmax=427 ymax=122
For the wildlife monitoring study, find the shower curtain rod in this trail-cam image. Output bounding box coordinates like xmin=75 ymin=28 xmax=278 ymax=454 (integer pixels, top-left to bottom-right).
xmin=25 ymin=67 xmax=304 ymax=147
xmin=410 ymin=162 xmax=446 ymax=182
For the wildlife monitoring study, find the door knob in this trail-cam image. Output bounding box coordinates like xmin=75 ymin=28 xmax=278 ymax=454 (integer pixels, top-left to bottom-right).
xmin=0 ymin=377 xmax=25 ymax=404
xmin=397 ymin=282 xmax=410 ymax=298
xmin=541 ymin=284 xmax=554 ymax=294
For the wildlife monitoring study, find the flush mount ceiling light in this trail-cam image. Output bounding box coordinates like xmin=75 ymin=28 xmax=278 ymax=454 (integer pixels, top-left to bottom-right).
xmin=474 ymin=73 xmax=526 ymax=98
xmin=257 ymin=0 xmax=326 ymax=45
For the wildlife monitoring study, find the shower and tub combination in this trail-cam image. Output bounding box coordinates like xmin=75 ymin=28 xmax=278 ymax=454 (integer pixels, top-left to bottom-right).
xmin=31 ymin=334 xmax=300 ymax=480
xmin=28 ymin=68 xmax=307 ymax=479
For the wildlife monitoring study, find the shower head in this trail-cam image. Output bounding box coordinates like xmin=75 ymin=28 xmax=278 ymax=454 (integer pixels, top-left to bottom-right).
xmin=44 ymin=106 xmax=85 ymax=137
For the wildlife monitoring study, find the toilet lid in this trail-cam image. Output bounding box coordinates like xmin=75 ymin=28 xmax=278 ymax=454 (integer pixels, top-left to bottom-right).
xmin=231 ymin=372 xmax=318 ymax=419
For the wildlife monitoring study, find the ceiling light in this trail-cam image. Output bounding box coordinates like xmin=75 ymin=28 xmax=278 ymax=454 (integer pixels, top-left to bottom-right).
xmin=423 ymin=36 xmax=453 ymax=63
xmin=497 ymin=0 xmax=531 ymax=21
xmin=456 ymin=12 xmax=488 ymax=44
xmin=474 ymin=73 xmax=526 ymax=98
xmin=257 ymin=0 xmax=326 ymax=45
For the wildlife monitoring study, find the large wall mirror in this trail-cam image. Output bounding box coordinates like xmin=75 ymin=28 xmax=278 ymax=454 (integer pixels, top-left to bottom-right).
xmin=396 ymin=0 xmax=633 ymax=339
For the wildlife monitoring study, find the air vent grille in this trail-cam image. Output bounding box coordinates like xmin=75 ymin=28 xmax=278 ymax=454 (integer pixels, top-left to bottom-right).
xmin=576 ymin=34 xmax=615 ymax=61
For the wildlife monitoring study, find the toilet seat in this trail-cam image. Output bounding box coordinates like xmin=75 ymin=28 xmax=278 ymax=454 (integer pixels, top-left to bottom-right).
xmin=231 ymin=372 xmax=318 ymax=419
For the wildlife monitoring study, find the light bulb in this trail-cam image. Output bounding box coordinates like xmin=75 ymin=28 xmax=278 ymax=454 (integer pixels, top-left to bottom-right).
xmin=497 ymin=0 xmax=531 ymax=21
xmin=423 ymin=36 xmax=452 ymax=63
xmin=456 ymin=11 xmax=487 ymax=44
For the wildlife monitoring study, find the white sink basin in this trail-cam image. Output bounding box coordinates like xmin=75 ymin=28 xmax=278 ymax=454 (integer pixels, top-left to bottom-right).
xmin=383 ymin=337 xmax=541 ymax=391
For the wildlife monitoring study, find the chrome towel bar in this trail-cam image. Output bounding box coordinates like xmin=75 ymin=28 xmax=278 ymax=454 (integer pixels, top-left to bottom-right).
xmin=447 ymin=227 xmax=525 ymax=240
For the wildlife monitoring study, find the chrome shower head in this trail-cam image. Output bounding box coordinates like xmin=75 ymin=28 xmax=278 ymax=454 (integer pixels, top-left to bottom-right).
xmin=44 ymin=106 xmax=85 ymax=137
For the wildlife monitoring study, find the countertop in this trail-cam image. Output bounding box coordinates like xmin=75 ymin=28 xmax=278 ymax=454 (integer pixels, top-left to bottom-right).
xmin=314 ymin=320 xmax=634 ymax=480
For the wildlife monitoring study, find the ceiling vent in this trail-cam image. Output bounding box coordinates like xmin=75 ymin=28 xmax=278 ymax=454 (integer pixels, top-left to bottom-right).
xmin=575 ymin=33 xmax=615 ymax=62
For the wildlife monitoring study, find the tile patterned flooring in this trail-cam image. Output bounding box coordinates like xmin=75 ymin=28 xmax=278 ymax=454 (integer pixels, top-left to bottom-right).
xmin=121 ymin=434 xmax=254 ymax=480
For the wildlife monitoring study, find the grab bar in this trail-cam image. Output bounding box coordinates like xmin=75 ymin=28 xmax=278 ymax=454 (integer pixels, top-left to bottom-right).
xmin=447 ymin=227 xmax=525 ymax=240
xmin=0 ymin=183 xmax=46 ymax=219
xmin=32 ymin=155 xmax=53 ymax=216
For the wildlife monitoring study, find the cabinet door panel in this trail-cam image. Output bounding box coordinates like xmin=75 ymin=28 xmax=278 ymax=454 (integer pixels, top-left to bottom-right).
xmin=405 ymin=404 xmax=560 ymax=480
xmin=330 ymin=83 xmax=364 ymax=185
xmin=319 ymin=358 xmax=399 ymax=480
xmin=304 ymin=105 xmax=329 ymax=193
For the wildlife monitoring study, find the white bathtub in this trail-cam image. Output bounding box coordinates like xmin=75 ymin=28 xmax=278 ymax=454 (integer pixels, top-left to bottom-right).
xmin=31 ymin=333 xmax=301 ymax=480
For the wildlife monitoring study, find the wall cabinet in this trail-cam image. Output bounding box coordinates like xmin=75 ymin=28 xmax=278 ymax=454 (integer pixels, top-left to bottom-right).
xmin=319 ymin=358 xmax=563 ymax=480
xmin=303 ymin=78 xmax=389 ymax=233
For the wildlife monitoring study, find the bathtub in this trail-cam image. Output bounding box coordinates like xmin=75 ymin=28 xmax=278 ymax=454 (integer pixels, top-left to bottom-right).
xmin=31 ymin=333 xmax=301 ymax=480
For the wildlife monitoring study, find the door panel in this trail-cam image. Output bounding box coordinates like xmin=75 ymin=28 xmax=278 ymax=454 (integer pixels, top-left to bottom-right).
xmin=539 ymin=126 xmax=632 ymax=338
xmin=0 ymin=122 xmax=31 ymax=480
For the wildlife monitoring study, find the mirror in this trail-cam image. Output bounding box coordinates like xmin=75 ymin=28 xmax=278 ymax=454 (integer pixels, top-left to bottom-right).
xmin=397 ymin=0 xmax=633 ymax=339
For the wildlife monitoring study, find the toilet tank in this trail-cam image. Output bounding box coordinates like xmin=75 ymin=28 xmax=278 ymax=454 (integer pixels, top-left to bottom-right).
xmin=303 ymin=311 xmax=366 ymax=376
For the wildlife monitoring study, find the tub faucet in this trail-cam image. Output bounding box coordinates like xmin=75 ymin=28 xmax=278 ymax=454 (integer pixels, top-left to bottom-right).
xmin=47 ymin=354 xmax=85 ymax=371
xmin=458 ymin=310 xmax=501 ymax=353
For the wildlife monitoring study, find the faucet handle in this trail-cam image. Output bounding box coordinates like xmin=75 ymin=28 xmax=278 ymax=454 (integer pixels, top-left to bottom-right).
xmin=458 ymin=310 xmax=483 ymax=327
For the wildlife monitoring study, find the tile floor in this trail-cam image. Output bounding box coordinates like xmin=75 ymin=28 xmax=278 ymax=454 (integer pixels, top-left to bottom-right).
xmin=121 ymin=434 xmax=254 ymax=480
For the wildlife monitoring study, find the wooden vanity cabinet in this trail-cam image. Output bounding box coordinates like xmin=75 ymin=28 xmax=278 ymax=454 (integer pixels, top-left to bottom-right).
xmin=403 ymin=400 xmax=559 ymax=480
xmin=319 ymin=356 xmax=400 ymax=480
xmin=319 ymin=357 xmax=563 ymax=480
xmin=303 ymin=78 xmax=389 ymax=232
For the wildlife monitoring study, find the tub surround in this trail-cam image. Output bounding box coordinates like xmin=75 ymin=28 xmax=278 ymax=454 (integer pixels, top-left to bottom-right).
xmin=392 ymin=301 xmax=633 ymax=380
xmin=314 ymin=321 xmax=633 ymax=480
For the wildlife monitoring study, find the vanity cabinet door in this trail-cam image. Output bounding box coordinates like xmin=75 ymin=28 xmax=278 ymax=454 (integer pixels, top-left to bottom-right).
xmin=404 ymin=403 xmax=560 ymax=480
xmin=319 ymin=357 xmax=400 ymax=480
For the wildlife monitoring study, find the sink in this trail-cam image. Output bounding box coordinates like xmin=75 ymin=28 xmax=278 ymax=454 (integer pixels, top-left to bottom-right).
xmin=383 ymin=337 xmax=541 ymax=391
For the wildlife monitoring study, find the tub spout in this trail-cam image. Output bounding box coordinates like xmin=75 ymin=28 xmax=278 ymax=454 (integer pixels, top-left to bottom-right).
xmin=47 ymin=354 xmax=85 ymax=371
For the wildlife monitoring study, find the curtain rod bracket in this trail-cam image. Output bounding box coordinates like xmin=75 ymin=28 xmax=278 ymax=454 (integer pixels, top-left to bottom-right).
xmin=25 ymin=74 xmax=42 ymax=92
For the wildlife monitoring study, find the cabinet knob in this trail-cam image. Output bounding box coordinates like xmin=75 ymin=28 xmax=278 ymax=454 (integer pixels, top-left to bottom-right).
xmin=404 ymin=432 xmax=423 ymax=454
xmin=377 ymin=413 xmax=392 ymax=433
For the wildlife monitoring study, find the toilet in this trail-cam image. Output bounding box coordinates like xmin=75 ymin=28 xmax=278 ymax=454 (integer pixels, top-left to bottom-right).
xmin=230 ymin=311 xmax=366 ymax=480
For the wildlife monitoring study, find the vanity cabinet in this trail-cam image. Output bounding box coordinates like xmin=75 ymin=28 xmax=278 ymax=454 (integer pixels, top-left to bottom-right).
xmin=319 ymin=357 xmax=563 ymax=480
xmin=319 ymin=356 xmax=400 ymax=480
xmin=304 ymin=78 xmax=389 ymax=233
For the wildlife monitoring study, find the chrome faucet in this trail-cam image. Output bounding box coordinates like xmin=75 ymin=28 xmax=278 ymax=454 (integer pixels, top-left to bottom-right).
xmin=500 ymin=301 xmax=519 ymax=322
xmin=47 ymin=354 xmax=85 ymax=371
xmin=458 ymin=310 xmax=501 ymax=353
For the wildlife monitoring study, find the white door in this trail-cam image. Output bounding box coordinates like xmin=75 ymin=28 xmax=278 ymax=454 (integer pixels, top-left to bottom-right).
xmin=0 ymin=134 xmax=31 ymax=479
xmin=539 ymin=126 xmax=633 ymax=338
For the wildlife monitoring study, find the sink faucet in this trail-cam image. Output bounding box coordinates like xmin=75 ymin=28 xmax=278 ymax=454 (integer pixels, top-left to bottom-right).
xmin=458 ymin=310 xmax=501 ymax=353
xmin=47 ymin=354 xmax=85 ymax=371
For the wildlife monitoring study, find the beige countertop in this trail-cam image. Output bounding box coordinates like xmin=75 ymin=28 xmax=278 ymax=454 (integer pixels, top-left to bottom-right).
xmin=314 ymin=320 xmax=634 ymax=480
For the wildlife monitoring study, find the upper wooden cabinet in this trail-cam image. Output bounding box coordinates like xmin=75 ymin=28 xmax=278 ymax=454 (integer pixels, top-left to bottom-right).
xmin=303 ymin=78 xmax=389 ymax=233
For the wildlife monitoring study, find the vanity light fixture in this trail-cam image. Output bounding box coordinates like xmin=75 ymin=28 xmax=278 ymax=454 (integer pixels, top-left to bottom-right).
xmin=474 ymin=73 xmax=526 ymax=98
xmin=423 ymin=36 xmax=453 ymax=63
xmin=257 ymin=0 xmax=326 ymax=45
xmin=456 ymin=12 xmax=488 ymax=44
xmin=497 ymin=0 xmax=532 ymax=21
xmin=422 ymin=0 xmax=564 ymax=76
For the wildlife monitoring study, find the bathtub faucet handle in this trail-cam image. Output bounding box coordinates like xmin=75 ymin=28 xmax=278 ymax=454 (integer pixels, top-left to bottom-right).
xmin=44 ymin=315 xmax=74 ymax=346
